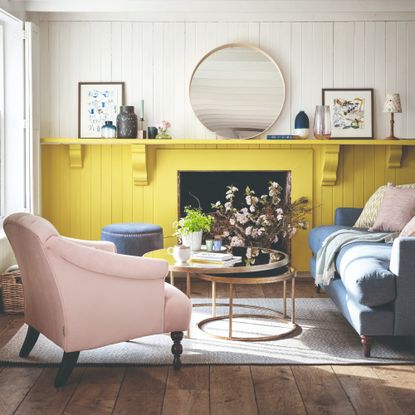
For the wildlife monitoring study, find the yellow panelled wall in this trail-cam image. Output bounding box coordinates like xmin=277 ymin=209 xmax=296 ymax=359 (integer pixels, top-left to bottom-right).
xmin=41 ymin=141 xmax=415 ymax=272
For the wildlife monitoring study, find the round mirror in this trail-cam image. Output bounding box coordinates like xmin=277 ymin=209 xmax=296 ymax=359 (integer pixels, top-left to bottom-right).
xmin=189 ymin=43 xmax=285 ymax=139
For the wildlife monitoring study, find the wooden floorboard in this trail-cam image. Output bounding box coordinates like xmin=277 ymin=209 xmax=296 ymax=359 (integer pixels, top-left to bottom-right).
xmin=210 ymin=366 xmax=258 ymax=415
xmin=113 ymin=367 xmax=168 ymax=415
xmin=14 ymin=367 xmax=84 ymax=415
xmin=333 ymin=365 xmax=406 ymax=415
xmin=371 ymin=366 xmax=415 ymax=415
xmin=162 ymin=366 xmax=209 ymax=415
xmin=291 ymin=365 xmax=356 ymax=415
xmin=0 ymin=279 xmax=414 ymax=415
xmin=250 ymin=366 xmax=306 ymax=415
xmin=62 ymin=367 xmax=125 ymax=415
xmin=0 ymin=367 xmax=42 ymax=415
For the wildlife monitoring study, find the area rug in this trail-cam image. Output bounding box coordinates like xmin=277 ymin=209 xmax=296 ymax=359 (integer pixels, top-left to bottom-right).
xmin=1 ymin=298 xmax=414 ymax=365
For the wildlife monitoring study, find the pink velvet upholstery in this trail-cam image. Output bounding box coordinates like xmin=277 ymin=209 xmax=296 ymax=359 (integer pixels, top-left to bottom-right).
xmin=4 ymin=213 xmax=192 ymax=354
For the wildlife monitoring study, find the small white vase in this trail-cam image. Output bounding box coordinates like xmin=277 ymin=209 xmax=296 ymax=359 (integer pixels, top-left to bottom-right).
xmin=181 ymin=230 xmax=203 ymax=251
xmin=294 ymin=128 xmax=309 ymax=139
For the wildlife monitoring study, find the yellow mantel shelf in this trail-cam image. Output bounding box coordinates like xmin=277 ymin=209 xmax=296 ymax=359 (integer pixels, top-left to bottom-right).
xmin=40 ymin=138 xmax=415 ymax=146
xmin=40 ymin=137 xmax=414 ymax=187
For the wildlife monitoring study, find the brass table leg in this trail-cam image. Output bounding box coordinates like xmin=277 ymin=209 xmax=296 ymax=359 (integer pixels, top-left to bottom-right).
xmin=170 ymin=271 xmax=175 ymax=286
xmin=186 ymin=272 xmax=191 ymax=298
xmin=228 ymin=284 xmax=233 ymax=339
xmin=291 ymin=276 xmax=296 ymax=324
xmin=283 ymin=280 xmax=287 ymax=318
xmin=186 ymin=271 xmax=191 ymax=337
xmin=212 ymin=281 xmax=217 ymax=317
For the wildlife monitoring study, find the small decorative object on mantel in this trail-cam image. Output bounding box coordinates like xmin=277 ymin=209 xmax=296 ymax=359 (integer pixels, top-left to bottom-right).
xmin=156 ymin=120 xmax=172 ymax=139
xmin=137 ymin=99 xmax=147 ymax=138
xmin=382 ymin=93 xmax=402 ymax=140
xmin=117 ymin=105 xmax=138 ymax=138
xmin=313 ymin=105 xmax=332 ymax=139
xmin=294 ymin=111 xmax=310 ymax=139
xmin=147 ymin=126 xmax=158 ymax=139
xmin=211 ymin=182 xmax=310 ymax=249
xmin=101 ymin=121 xmax=116 ymax=138
xmin=78 ymin=82 xmax=124 ymax=138
xmin=267 ymin=134 xmax=295 ymax=140
xmin=322 ymin=88 xmax=373 ymax=139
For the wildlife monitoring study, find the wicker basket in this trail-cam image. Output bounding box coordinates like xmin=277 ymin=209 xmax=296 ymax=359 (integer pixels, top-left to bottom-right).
xmin=1 ymin=271 xmax=24 ymax=314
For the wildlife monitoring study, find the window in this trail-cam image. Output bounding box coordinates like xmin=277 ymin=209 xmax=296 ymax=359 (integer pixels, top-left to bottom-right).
xmin=0 ymin=10 xmax=39 ymax=220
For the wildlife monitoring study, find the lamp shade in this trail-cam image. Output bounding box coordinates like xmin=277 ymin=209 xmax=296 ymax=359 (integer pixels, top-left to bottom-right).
xmin=383 ymin=93 xmax=402 ymax=113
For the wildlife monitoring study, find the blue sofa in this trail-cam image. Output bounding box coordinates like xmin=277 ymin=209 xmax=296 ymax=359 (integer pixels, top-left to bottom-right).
xmin=308 ymin=207 xmax=415 ymax=357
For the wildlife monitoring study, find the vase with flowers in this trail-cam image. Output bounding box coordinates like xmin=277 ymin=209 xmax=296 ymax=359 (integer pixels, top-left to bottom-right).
xmin=156 ymin=120 xmax=172 ymax=139
xmin=210 ymin=182 xmax=310 ymax=250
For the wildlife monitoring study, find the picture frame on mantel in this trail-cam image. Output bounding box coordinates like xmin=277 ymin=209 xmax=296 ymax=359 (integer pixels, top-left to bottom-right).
xmin=322 ymin=88 xmax=374 ymax=139
xmin=78 ymin=82 xmax=125 ymax=138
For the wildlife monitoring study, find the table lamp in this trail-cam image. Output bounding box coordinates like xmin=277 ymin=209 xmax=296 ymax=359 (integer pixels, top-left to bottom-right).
xmin=383 ymin=93 xmax=402 ymax=140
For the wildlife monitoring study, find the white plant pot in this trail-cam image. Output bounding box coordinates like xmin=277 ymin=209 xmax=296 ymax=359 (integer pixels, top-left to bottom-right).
xmin=181 ymin=230 xmax=203 ymax=251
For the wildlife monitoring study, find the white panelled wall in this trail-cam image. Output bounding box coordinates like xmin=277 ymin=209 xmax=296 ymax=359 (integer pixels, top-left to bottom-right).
xmin=39 ymin=21 xmax=415 ymax=139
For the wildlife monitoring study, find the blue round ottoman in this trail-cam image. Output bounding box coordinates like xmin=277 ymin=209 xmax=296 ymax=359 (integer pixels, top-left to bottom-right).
xmin=101 ymin=223 xmax=163 ymax=256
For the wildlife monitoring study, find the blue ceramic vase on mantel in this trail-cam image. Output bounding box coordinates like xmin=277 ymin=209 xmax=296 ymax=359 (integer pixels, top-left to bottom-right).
xmin=294 ymin=111 xmax=310 ymax=139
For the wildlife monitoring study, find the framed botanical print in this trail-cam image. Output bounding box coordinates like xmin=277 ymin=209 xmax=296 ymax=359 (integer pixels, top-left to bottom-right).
xmin=322 ymin=88 xmax=374 ymax=139
xmin=78 ymin=82 xmax=124 ymax=138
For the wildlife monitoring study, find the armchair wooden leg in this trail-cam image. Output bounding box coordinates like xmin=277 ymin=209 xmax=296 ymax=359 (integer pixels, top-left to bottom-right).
xmin=171 ymin=331 xmax=183 ymax=370
xmin=19 ymin=326 xmax=40 ymax=357
xmin=54 ymin=351 xmax=80 ymax=388
xmin=360 ymin=335 xmax=372 ymax=357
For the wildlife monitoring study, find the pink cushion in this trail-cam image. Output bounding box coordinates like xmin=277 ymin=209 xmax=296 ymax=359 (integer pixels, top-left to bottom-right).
xmin=369 ymin=186 xmax=415 ymax=232
xmin=400 ymin=216 xmax=415 ymax=237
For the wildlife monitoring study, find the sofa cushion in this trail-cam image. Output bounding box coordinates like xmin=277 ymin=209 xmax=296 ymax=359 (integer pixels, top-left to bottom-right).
xmin=369 ymin=185 xmax=415 ymax=232
xmin=308 ymin=225 xmax=354 ymax=255
xmin=354 ymin=183 xmax=415 ymax=229
xmin=400 ymin=215 xmax=415 ymax=237
xmin=335 ymin=242 xmax=395 ymax=307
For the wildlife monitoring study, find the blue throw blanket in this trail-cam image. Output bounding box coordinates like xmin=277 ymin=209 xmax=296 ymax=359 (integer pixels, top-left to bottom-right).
xmin=315 ymin=229 xmax=398 ymax=286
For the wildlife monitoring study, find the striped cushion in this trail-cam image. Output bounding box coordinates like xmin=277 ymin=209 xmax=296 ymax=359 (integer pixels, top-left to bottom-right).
xmin=354 ymin=183 xmax=415 ymax=229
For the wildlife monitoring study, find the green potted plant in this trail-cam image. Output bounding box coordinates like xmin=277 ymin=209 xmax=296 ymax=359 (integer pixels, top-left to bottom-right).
xmin=175 ymin=207 xmax=214 ymax=251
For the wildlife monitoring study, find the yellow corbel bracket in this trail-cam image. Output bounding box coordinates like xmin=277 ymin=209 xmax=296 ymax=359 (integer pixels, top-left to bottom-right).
xmin=131 ymin=144 xmax=148 ymax=185
xmin=68 ymin=144 xmax=83 ymax=168
xmin=321 ymin=144 xmax=340 ymax=186
xmin=386 ymin=145 xmax=402 ymax=168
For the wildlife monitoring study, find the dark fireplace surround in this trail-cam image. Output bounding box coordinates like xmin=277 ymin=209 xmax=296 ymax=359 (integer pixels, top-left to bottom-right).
xmin=178 ymin=170 xmax=291 ymax=252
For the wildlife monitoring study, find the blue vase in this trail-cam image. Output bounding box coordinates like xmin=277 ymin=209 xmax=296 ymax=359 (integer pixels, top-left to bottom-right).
xmin=101 ymin=121 xmax=117 ymax=138
xmin=294 ymin=111 xmax=310 ymax=139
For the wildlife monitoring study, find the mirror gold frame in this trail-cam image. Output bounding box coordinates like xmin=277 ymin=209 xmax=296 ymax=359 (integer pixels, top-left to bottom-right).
xmin=189 ymin=43 xmax=286 ymax=139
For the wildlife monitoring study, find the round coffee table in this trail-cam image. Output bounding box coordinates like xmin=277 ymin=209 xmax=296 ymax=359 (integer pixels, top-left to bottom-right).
xmin=144 ymin=247 xmax=298 ymax=341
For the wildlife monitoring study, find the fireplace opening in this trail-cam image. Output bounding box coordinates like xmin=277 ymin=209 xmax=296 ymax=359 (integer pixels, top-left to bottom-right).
xmin=178 ymin=170 xmax=291 ymax=252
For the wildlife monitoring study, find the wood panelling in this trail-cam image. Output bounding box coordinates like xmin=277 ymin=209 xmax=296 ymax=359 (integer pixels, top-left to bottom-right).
xmin=40 ymin=21 xmax=415 ymax=140
xmin=41 ymin=143 xmax=415 ymax=271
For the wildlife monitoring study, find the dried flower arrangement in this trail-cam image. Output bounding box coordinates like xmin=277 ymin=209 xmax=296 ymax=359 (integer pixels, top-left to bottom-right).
xmin=210 ymin=182 xmax=310 ymax=249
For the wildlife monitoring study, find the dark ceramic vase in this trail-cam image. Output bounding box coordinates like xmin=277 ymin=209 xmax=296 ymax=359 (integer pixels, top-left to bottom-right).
xmin=117 ymin=106 xmax=138 ymax=138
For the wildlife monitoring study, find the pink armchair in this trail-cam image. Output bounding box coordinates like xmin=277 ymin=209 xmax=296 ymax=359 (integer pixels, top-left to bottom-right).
xmin=3 ymin=213 xmax=192 ymax=387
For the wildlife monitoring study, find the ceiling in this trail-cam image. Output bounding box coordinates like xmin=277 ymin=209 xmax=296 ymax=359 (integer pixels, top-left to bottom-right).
xmin=12 ymin=0 xmax=415 ymax=14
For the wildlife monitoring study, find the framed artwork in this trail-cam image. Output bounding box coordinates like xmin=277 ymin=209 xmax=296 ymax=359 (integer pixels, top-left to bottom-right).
xmin=322 ymin=88 xmax=374 ymax=139
xmin=78 ymin=82 xmax=124 ymax=138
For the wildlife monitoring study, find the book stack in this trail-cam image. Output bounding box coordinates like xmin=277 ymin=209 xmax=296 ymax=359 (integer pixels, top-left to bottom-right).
xmin=190 ymin=252 xmax=242 ymax=266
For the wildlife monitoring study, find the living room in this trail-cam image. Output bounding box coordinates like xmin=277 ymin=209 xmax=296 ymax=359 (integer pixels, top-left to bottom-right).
xmin=1 ymin=0 xmax=415 ymax=414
